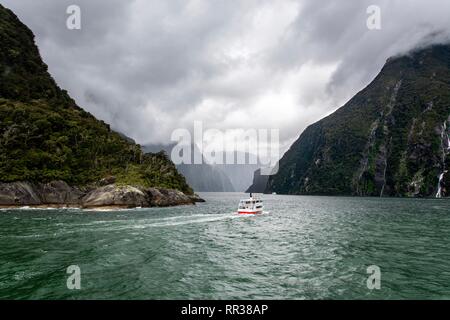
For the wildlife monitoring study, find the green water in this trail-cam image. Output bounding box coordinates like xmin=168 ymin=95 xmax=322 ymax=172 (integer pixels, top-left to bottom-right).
xmin=1 ymin=193 xmax=449 ymax=300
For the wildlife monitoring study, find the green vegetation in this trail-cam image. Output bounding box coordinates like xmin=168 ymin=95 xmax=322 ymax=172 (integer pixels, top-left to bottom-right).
xmin=267 ymin=44 xmax=450 ymax=197
xmin=114 ymin=152 xmax=194 ymax=193
xmin=0 ymin=6 xmax=72 ymax=105
xmin=0 ymin=5 xmax=193 ymax=195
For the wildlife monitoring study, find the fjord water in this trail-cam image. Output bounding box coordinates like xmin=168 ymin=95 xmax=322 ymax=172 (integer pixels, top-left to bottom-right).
xmin=1 ymin=193 xmax=449 ymax=300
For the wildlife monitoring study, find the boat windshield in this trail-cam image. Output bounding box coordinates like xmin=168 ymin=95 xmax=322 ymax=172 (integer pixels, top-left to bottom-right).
xmin=238 ymin=199 xmax=263 ymax=210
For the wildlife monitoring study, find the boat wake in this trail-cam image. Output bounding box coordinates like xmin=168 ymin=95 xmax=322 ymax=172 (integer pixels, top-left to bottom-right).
xmin=71 ymin=212 xmax=241 ymax=233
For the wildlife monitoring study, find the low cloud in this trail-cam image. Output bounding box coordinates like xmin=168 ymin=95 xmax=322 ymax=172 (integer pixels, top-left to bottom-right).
xmin=2 ymin=0 xmax=449 ymax=153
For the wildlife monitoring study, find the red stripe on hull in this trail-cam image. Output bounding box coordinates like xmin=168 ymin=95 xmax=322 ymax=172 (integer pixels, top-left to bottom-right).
xmin=238 ymin=211 xmax=263 ymax=215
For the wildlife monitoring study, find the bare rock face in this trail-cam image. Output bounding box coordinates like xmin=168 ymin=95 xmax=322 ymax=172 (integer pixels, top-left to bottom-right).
xmin=82 ymin=185 xmax=150 ymax=209
xmin=0 ymin=181 xmax=204 ymax=209
xmin=0 ymin=181 xmax=86 ymax=206
xmin=0 ymin=182 xmax=41 ymax=206
xmin=147 ymin=188 xmax=194 ymax=207
xmin=37 ymin=181 xmax=84 ymax=205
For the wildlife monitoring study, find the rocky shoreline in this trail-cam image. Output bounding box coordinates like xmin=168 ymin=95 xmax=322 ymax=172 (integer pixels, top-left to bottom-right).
xmin=0 ymin=181 xmax=204 ymax=209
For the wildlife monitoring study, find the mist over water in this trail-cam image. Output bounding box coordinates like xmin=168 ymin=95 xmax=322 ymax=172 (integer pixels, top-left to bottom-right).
xmin=1 ymin=193 xmax=449 ymax=299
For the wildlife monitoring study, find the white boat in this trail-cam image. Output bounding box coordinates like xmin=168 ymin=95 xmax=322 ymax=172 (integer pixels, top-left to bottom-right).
xmin=237 ymin=193 xmax=263 ymax=215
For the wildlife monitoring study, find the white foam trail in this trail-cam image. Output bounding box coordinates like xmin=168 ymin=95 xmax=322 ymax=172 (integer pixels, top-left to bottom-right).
xmin=72 ymin=212 xmax=241 ymax=232
xmin=116 ymin=213 xmax=239 ymax=230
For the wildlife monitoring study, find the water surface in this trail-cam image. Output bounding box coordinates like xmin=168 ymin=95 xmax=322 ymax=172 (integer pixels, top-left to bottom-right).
xmin=1 ymin=193 xmax=449 ymax=299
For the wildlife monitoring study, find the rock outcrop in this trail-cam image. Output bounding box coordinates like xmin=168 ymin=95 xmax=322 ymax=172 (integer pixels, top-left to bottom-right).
xmin=37 ymin=181 xmax=85 ymax=205
xmin=82 ymin=185 xmax=150 ymax=209
xmin=0 ymin=181 xmax=204 ymax=209
xmin=0 ymin=182 xmax=42 ymax=206
xmin=146 ymin=188 xmax=196 ymax=207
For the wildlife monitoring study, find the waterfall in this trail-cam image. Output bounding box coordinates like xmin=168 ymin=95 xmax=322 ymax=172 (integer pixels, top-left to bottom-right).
xmin=436 ymin=119 xmax=449 ymax=198
xmin=436 ymin=172 xmax=446 ymax=198
xmin=448 ymin=131 xmax=450 ymax=151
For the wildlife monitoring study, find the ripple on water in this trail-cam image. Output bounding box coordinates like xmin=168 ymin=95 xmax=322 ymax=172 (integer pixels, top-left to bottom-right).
xmin=0 ymin=193 xmax=449 ymax=299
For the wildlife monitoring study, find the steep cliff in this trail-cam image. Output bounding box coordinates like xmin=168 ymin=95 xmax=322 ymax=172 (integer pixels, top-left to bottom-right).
xmin=266 ymin=44 xmax=450 ymax=197
xmin=0 ymin=4 xmax=196 ymax=206
xmin=246 ymin=169 xmax=269 ymax=193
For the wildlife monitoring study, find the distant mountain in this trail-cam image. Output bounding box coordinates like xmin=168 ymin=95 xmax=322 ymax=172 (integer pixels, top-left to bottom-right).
xmin=0 ymin=4 xmax=195 ymax=208
xmin=143 ymin=144 xmax=261 ymax=192
xmin=246 ymin=168 xmax=269 ymax=193
xmin=216 ymin=153 xmax=260 ymax=192
xmin=266 ymin=44 xmax=450 ymax=197
xmin=143 ymin=144 xmax=235 ymax=192
xmin=178 ymin=163 xmax=236 ymax=192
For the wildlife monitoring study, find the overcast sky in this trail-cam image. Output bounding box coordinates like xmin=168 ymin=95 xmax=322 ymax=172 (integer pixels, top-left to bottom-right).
xmin=2 ymin=0 xmax=450 ymax=154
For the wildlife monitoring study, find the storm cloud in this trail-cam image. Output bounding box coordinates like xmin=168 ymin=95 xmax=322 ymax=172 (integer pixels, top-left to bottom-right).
xmin=1 ymin=0 xmax=450 ymax=152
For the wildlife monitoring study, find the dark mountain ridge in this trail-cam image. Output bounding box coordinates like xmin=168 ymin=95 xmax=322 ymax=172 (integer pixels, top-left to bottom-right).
xmin=0 ymin=4 xmax=200 ymax=207
xmin=265 ymin=44 xmax=450 ymax=197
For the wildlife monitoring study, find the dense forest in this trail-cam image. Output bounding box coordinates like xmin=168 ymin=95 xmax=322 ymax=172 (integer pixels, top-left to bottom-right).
xmin=0 ymin=4 xmax=193 ymax=195
xmin=265 ymin=44 xmax=450 ymax=197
